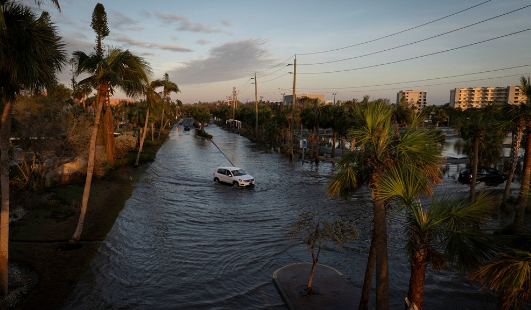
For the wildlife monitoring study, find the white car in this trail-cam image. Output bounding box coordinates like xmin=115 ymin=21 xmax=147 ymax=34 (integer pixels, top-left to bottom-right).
xmin=213 ymin=167 xmax=255 ymax=187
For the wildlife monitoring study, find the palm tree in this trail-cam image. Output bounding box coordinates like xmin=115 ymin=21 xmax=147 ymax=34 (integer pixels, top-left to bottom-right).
xmin=152 ymin=73 xmax=179 ymax=139
xmin=378 ymin=168 xmax=496 ymax=310
xmin=328 ymin=101 xmax=443 ymax=310
xmin=514 ymin=76 xmax=531 ymax=227
xmin=0 ymin=0 xmax=59 ymax=30
xmin=455 ymin=107 xmax=501 ymax=202
xmin=71 ymin=48 xmax=150 ymax=244
xmin=0 ymin=1 xmax=66 ymax=295
xmin=499 ymin=102 xmax=531 ymax=208
xmin=471 ymin=229 xmax=531 ymax=310
xmin=135 ymin=81 xmax=159 ymax=167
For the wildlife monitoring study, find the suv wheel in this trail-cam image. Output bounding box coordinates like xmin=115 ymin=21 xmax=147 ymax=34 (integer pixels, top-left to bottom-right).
xmin=214 ymin=177 xmax=219 ymax=183
xmin=233 ymin=181 xmax=239 ymax=187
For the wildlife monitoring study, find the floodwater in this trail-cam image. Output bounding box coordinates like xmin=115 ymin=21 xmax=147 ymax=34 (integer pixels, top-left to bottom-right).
xmin=62 ymin=124 xmax=523 ymax=310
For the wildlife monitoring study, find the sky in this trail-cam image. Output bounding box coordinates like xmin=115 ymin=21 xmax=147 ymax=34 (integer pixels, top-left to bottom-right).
xmin=24 ymin=0 xmax=531 ymax=105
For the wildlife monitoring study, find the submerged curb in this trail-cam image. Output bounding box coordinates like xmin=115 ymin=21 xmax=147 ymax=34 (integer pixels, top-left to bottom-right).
xmin=272 ymin=262 xmax=358 ymax=310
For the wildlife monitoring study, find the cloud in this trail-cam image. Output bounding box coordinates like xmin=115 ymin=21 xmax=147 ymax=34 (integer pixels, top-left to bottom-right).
xmin=110 ymin=34 xmax=193 ymax=52
xmin=196 ymin=39 xmax=211 ymax=46
xmin=154 ymin=12 xmax=232 ymax=34
xmin=221 ymin=19 xmax=232 ymax=27
xmin=110 ymin=11 xmax=141 ymax=31
xmin=167 ymin=39 xmax=276 ymax=84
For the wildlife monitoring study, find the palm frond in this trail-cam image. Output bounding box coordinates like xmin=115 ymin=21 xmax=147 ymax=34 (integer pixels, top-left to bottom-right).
xmin=471 ymin=250 xmax=531 ymax=310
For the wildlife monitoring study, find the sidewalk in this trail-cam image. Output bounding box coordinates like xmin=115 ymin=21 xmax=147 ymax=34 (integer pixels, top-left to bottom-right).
xmin=273 ymin=262 xmax=358 ymax=310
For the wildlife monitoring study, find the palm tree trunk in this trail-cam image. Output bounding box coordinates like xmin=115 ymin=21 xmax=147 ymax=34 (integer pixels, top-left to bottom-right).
xmin=469 ymin=136 xmax=480 ymax=203
xmin=502 ymin=126 xmax=524 ymax=207
xmin=103 ymin=104 xmax=115 ymax=165
xmin=358 ymin=230 xmax=376 ymax=310
xmin=315 ymin=122 xmax=320 ymax=161
xmin=407 ymin=250 xmax=428 ymax=310
xmin=0 ymin=100 xmax=14 ymax=296
xmin=70 ymin=86 xmax=107 ymax=244
xmin=372 ymin=197 xmax=390 ymax=310
xmin=331 ymin=131 xmax=337 ymax=158
xmin=151 ymin=122 xmax=154 ymax=141
xmin=310 ymin=130 xmax=315 ymax=159
xmin=514 ymin=126 xmax=531 ymax=227
xmin=135 ymin=107 xmax=150 ymax=167
xmin=158 ymin=106 xmax=165 ymax=140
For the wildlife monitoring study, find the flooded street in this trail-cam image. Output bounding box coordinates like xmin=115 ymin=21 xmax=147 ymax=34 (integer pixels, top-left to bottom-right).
xmin=62 ymin=124 xmax=515 ymax=310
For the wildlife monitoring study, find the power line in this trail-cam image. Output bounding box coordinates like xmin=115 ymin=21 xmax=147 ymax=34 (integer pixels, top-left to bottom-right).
xmin=299 ymin=5 xmax=531 ymax=66
xmin=257 ymin=55 xmax=294 ymax=73
xmin=297 ymin=0 xmax=492 ymax=56
xmin=299 ymin=28 xmax=531 ymax=75
xmin=260 ymin=72 xmax=291 ymax=83
xmin=314 ymin=72 xmax=531 ymax=94
xmin=296 ymin=64 xmax=531 ymax=90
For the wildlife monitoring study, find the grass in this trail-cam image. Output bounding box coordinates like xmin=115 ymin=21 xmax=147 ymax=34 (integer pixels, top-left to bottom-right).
xmin=7 ymin=141 xmax=162 ymax=310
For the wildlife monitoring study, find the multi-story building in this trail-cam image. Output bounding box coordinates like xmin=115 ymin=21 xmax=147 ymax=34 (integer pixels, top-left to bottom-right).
xmin=449 ymin=86 xmax=527 ymax=109
xmin=396 ymin=90 xmax=428 ymax=112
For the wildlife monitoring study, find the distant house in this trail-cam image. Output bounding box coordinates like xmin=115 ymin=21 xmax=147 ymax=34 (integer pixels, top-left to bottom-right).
xmin=109 ymin=98 xmax=135 ymax=106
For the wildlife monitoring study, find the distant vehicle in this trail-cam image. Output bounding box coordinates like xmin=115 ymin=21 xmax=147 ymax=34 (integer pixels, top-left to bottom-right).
xmin=213 ymin=167 xmax=255 ymax=187
xmin=458 ymin=166 xmax=508 ymax=186
xmin=183 ymin=125 xmax=191 ymax=131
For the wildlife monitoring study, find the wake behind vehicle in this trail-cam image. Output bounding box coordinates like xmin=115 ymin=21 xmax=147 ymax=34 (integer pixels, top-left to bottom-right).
xmin=213 ymin=167 xmax=255 ymax=187
xmin=458 ymin=166 xmax=508 ymax=186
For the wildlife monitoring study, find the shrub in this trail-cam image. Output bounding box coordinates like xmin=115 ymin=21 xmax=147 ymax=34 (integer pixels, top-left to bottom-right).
xmin=115 ymin=132 xmax=137 ymax=159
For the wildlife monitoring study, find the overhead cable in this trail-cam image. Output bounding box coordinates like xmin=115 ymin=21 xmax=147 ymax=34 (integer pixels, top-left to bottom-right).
xmin=299 ymin=28 xmax=531 ymax=74
xmin=297 ymin=0 xmax=493 ymax=56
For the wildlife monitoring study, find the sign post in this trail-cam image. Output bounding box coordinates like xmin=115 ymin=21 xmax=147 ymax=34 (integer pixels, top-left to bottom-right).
xmin=300 ymin=139 xmax=307 ymax=165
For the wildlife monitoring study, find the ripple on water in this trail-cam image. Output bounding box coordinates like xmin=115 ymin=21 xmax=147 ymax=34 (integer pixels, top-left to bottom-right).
xmin=62 ymin=124 xmax=510 ymax=310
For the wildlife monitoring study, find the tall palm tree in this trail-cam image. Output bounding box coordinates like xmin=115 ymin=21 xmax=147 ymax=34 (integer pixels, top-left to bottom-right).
xmin=152 ymin=73 xmax=179 ymax=139
xmin=499 ymin=102 xmax=531 ymax=208
xmin=0 ymin=1 xmax=66 ymax=295
xmin=328 ymin=101 xmax=443 ymax=310
xmin=455 ymin=107 xmax=501 ymax=202
xmin=514 ymin=76 xmax=531 ymax=227
xmin=135 ymin=81 xmax=159 ymax=167
xmin=378 ymin=168 xmax=496 ymax=310
xmin=70 ymin=48 xmax=150 ymax=244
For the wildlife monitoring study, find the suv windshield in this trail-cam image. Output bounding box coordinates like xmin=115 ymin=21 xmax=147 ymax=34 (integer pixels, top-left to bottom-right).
xmin=231 ymin=170 xmax=247 ymax=176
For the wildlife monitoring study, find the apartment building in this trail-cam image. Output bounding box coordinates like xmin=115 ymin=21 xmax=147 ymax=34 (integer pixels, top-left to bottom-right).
xmin=396 ymin=90 xmax=428 ymax=112
xmin=449 ymin=86 xmax=527 ymax=109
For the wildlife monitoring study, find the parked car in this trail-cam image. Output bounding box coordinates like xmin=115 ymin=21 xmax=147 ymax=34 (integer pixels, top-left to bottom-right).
xmin=213 ymin=167 xmax=255 ymax=187
xmin=458 ymin=166 xmax=508 ymax=185
xmin=183 ymin=125 xmax=190 ymax=131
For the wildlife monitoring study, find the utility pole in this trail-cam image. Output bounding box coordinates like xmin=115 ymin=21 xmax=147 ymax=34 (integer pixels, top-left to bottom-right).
xmin=255 ymin=78 xmax=258 ymax=138
xmin=291 ymin=56 xmax=297 ymax=160
xmin=232 ymin=87 xmax=236 ymax=130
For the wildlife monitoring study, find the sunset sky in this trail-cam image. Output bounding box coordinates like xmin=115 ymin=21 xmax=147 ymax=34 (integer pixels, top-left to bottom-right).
xmin=26 ymin=0 xmax=531 ymax=105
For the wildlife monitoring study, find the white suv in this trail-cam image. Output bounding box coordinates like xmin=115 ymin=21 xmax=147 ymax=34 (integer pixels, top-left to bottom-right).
xmin=213 ymin=167 xmax=255 ymax=187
